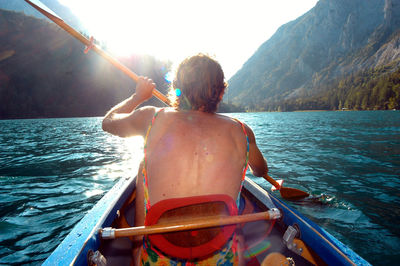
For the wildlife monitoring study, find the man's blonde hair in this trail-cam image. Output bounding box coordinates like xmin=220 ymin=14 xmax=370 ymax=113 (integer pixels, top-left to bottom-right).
xmin=168 ymin=54 xmax=227 ymax=113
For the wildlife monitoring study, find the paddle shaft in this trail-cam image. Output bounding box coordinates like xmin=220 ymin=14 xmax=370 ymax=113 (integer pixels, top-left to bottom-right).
xmin=24 ymin=0 xmax=169 ymax=105
xmin=101 ymin=209 xmax=280 ymax=239
xmin=265 ymin=174 xmax=281 ymax=189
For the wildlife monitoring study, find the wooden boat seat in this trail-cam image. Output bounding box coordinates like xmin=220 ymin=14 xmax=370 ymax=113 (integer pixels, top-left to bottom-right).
xmin=145 ymin=194 xmax=238 ymax=259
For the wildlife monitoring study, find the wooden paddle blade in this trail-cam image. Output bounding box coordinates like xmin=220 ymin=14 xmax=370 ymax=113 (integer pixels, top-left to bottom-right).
xmin=279 ymin=187 xmax=309 ymax=200
xmin=263 ymin=174 xmax=309 ymax=200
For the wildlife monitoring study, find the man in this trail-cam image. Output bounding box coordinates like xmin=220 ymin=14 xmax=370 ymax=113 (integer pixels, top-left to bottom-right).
xmin=102 ymin=54 xmax=268 ymax=265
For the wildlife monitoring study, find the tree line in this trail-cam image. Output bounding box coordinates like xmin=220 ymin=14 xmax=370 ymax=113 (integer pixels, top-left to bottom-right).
xmin=246 ymin=63 xmax=400 ymax=112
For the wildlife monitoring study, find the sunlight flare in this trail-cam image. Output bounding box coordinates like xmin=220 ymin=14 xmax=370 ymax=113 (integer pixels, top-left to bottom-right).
xmin=58 ymin=0 xmax=318 ymax=78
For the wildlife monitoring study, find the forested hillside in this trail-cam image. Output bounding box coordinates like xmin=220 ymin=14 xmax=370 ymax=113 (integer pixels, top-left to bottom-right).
xmin=0 ymin=9 xmax=170 ymax=119
xmin=268 ymin=63 xmax=400 ymax=111
xmin=0 ymin=7 xmax=241 ymax=119
xmin=226 ymin=0 xmax=400 ymax=111
xmin=0 ymin=0 xmax=84 ymax=29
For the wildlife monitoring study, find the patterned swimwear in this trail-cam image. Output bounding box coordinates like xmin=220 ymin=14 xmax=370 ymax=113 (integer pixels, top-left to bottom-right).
xmin=140 ymin=109 xmax=250 ymax=265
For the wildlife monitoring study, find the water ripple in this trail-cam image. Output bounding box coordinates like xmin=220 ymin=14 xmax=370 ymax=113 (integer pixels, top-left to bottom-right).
xmin=231 ymin=111 xmax=400 ymax=265
xmin=0 ymin=112 xmax=399 ymax=265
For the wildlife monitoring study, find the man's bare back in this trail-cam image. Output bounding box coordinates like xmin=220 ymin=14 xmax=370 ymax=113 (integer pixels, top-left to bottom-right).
xmin=144 ymin=108 xmax=248 ymax=205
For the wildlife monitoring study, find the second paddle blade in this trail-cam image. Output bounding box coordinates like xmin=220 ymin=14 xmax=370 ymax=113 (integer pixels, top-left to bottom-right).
xmin=280 ymin=187 xmax=309 ymax=200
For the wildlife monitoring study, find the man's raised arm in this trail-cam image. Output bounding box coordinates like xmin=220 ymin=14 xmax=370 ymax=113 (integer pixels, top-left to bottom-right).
xmin=244 ymin=124 xmax=269 ymax=177
xmin=102 ymin=77 xmax=156 ymax=138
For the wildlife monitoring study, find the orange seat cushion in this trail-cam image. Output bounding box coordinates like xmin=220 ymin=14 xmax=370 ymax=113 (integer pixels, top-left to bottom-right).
xmin=145 ymin=194 xmax=238 ymax=259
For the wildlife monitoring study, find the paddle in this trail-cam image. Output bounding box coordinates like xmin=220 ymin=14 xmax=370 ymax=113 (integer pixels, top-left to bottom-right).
xmin=24 ymin=0 xmax=170 ymax=105
xmin=264 ymin=174 xmax=309 ymax=200
xmin=24 ymin=0 xmax=307 ymax=200
xmin=100 ymin=208 xmax=281 ymax=239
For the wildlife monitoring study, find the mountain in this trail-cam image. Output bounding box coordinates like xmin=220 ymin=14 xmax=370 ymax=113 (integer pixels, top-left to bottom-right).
xmin=0 ymin=9 xmax=171 ymax=119
xmin=0 ymin=0 xmax=84 ymax=30
xmin=227 ymin=0 xmax=400 ymax=111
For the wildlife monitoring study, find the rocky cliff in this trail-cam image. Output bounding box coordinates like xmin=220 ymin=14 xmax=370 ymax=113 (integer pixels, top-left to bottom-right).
xmin=227 ymin=0 xmax=400 ymax=111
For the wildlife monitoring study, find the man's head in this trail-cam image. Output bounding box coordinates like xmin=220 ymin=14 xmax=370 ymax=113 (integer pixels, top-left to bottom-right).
xmin=168 ymin=54 xmax=227 ymax=113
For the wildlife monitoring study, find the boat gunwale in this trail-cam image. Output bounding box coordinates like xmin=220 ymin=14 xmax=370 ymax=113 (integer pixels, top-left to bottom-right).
xmin=43 ymin=176 xmax=137 ymax=266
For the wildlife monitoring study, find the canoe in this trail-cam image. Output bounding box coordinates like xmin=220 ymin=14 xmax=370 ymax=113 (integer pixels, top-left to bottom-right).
xmin=43 ymin=176 xmax=370 ymax=265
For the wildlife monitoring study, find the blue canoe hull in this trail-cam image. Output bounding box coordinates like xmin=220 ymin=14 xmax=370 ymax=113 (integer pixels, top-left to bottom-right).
xmin=44 ymin=176 xmax=370 ymax=265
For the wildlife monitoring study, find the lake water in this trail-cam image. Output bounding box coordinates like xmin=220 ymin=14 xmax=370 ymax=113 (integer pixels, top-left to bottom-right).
xmin=0 ymin=111 xmax=399 ymax=265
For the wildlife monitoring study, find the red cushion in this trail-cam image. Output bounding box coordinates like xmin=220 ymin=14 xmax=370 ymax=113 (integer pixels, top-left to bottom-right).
xmin=145 ymin=194 xmax=238 ymax=259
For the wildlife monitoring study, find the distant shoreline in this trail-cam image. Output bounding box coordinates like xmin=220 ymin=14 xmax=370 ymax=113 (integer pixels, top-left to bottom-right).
xmin=1 ymin=109 xmax=397 ymax=120
xmin=293 ymin=110 xmax=330 ymax=112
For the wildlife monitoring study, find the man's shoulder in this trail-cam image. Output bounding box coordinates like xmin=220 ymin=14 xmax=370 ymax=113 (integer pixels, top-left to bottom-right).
xmin=214 ymin=114 xmax=247 ymax=128
xmin=138 ymin=106 xmax=159 ymax=113
xmin=215 ymin=115 xmax=255 ymax=139
xmin=207 ymin=116 xmax=249 ymax=139
xmin=134 ymin=106 xmax=160 ymax=120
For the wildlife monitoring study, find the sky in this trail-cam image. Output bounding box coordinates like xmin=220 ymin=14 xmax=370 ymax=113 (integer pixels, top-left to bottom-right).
xmin=58 ymin=0 xmax=318 ymax=79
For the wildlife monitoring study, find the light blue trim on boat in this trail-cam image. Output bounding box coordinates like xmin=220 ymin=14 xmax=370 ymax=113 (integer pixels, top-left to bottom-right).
xmin=44 ymin=176 xmax=136 ymax=266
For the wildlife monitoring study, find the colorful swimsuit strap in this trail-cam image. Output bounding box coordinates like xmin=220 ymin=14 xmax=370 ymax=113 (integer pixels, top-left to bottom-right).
xmin=143 ymin=108 xmax=165 ymax=214
xmin=235 ymin=119 xmax=250 ymax=178
xmin=233 ymin=118 xmax=250 ymax=206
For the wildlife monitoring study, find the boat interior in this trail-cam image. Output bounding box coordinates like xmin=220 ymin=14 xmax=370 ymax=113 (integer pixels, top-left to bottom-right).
xmin=95 ymin=183 xmax=326 ymax=266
